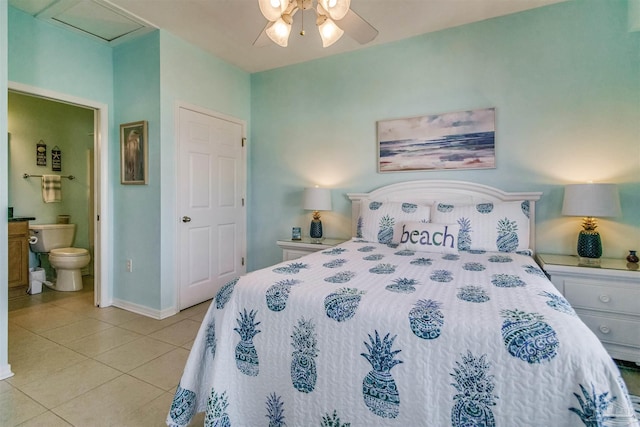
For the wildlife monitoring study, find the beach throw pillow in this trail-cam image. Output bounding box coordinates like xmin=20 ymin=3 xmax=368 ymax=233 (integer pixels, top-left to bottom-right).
xmin=358 ymin=200 xmax=431 ymax=244
xmin=398 ymin=222 xmax=460 ymax=254
xmin=431 ymin=200 xmax=532 ymax=253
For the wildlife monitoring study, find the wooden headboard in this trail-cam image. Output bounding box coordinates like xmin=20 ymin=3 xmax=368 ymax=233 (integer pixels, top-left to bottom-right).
xmin=346 ymin=180 xmax=542 ymax=252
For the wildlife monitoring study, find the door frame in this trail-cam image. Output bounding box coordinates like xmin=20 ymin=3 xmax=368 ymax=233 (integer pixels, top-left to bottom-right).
xmin=174 ymin=100 xmax=247 ymax=311
xmin=8 ymin=81 xmax=112 ymax=307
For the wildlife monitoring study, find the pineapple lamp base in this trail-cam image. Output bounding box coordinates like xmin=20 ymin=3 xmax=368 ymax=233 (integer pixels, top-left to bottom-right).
xmin=577 ymin=230 xmax=602 ymax=266
xmin=310 ymin=219 xmax=323 ymax=244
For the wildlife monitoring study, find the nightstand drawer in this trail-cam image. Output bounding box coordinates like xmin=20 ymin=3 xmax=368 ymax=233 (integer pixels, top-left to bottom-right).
xmin=577 ymin=312 xmax=640 ymax=347
xmin=564 ymin=281 xmax=640 ymax=315
xmin=537 ymin=253 xmax=640 ymax=362
xmin=283 ymin=248 xmax=314 ymax=261
xmin=277 ymin=238 xmax=347 ymax=262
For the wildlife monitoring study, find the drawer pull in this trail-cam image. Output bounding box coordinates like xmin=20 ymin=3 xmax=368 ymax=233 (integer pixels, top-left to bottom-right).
xmin=598 ymin=294 xmax=611 ymax=303
xmin=599 ymin=325 xmax=611 ymax=334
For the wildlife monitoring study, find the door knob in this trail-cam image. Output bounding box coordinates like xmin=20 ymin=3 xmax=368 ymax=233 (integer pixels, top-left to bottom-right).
xmin=182 ymin=216 xmax=192 ymax=223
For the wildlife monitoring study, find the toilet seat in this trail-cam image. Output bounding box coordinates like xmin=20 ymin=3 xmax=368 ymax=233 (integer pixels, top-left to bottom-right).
xmin=50 ymin=247 xmax=89 ymax=257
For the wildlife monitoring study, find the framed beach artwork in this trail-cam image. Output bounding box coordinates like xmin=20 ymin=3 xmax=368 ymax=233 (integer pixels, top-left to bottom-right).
xmin=120 ymin=120 xmax=148 ymax=185
xmin=377 ymin=107 xmax=496 ymax=172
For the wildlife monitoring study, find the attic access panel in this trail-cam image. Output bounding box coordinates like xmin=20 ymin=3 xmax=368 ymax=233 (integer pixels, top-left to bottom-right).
xmin=51 ymin=1 xmax=144 ymax=42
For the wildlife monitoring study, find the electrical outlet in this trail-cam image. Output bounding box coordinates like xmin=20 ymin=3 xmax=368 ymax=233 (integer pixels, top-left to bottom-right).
xmin=126 ymin=259 xmax=133 ymax=272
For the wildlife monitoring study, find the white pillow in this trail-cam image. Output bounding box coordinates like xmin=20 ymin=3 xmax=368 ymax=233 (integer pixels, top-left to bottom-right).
xmin=431 ymin=200 xmax=531 ymax=253
xmin=357 ymin=200 xmax=431 ymax=244
xmin=398 ymin=222 xmax=460 ymax=254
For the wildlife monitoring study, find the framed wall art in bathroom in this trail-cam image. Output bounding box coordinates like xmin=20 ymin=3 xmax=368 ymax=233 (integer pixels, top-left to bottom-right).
xmin=120 ymin=120 xmax=148 ymax=185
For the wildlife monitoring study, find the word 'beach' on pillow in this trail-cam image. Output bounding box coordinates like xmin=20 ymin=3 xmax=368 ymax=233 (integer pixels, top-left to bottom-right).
xmin=399 ymin=222 xmax=460 ymax=254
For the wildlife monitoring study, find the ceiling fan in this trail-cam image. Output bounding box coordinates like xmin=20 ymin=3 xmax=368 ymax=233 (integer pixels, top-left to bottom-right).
xmin=255 ymin=0 xmax=378 ymax=48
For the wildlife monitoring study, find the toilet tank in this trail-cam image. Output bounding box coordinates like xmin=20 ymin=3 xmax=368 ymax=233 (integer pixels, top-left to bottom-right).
xmin=29 ymin=224 xmax=76 ymax=253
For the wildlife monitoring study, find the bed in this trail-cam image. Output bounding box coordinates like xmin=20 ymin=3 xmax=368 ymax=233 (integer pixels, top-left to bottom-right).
xmin=167 ymin=180 xmax=639 ymax=427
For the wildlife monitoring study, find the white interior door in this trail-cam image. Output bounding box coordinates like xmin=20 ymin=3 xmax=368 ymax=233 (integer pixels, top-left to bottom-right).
xmin=178 ymin=106 xmax=246 ymax=310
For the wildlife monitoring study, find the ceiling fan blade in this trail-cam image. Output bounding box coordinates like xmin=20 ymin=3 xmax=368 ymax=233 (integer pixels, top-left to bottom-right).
xmin=339 ymin=8 xmax=378 ymax=45
xmin=253 ymin=23 xmax=272 ymax=47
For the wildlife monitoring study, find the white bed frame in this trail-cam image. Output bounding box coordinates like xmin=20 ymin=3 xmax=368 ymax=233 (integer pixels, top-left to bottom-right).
xmin=347 ymin=180 xmax=542 ymax=252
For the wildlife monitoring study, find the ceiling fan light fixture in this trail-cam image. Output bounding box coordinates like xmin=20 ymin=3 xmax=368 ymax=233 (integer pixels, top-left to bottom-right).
xmin=318 ymin=0 xmax=350 ymax=21
xmin=258 ymin=0 xmax=286 ymax=22
xmin=318 ymin=16 xmax=343 ymax=47
xmin=255 ymin=0 xmax=375 ymax=48
xmin=266 ymin=17 xmax=292 ymax=47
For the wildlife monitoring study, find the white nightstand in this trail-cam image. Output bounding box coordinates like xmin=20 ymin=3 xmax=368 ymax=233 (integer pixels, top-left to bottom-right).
xmin=276 ymin=238 xmax=347 ymax=261
xmin=536 ymin=253 xmax=640 ymax=363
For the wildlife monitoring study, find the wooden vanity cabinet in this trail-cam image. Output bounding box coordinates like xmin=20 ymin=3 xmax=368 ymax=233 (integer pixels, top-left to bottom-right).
xmin=8 ymin=221 xmax=29 ymax=288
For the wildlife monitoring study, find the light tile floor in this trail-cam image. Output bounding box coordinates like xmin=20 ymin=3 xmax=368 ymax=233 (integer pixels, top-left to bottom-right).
xmin=3 ymin=278 xmax=639 ymax=426
xmin=3 ymin=277 xmax=208 ymax=426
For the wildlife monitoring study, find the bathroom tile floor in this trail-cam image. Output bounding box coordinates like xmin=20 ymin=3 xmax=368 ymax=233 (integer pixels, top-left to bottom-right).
xmin=3 ymin=277 xmax=208 ymax=426
xmin=3 ymin=277 xmax=640 ymax=425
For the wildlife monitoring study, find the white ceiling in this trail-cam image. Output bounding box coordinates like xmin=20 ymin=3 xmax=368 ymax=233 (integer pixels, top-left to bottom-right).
xmin=10 ymin=0 xmax=566 ymax=73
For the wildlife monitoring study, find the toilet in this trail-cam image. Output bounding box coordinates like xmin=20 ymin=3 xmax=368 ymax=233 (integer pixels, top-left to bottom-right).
xmin=29 ymin=224 xmax=90 ymax=292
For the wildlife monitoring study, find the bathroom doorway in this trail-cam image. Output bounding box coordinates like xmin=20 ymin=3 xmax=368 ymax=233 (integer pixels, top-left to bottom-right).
xmin=7 ymin=82 xmax=111 ymax=308
xmin=8 ymin=91 xmax=94 ymax=278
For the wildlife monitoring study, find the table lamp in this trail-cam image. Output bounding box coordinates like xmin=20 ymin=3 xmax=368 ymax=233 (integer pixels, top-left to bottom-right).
xmin=303 ymin=187 xmax=332 ymax=243
xmin=562 ymin=183 xmax=621 ymax=265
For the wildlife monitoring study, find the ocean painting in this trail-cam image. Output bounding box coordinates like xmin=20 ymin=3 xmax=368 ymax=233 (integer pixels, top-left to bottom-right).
xmin=378 ymin=108 xmax=495 ymax=172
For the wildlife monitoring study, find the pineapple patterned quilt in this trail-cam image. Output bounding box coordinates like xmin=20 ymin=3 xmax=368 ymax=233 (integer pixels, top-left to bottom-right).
xmin=167 ymin=239 xmax=639 ymax=427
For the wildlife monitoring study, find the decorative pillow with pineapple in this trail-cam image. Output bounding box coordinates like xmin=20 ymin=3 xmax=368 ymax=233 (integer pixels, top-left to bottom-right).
xmin=431 ymin=200 xmax=532 ymax=253
xmin=357 ymin=200 xmax=431 ymax=244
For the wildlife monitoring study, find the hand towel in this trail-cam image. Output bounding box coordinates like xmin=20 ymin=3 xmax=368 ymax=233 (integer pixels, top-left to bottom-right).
xmin=42 ymin=175 xmax=62 ymax=203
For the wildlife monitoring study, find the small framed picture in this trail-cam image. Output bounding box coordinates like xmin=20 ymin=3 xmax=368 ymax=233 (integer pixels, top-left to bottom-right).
xmin=292 ymin=227 xmax=301 ymax=240
xmin=120 ymin=120 xmax=148 ymax=185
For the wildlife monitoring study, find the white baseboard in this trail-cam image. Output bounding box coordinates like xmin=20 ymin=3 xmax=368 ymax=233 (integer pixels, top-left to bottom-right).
xmin=0 ymin=363 xmax=14 ymax=380
xmin=111 ymin=299 xmax=178 ymax=320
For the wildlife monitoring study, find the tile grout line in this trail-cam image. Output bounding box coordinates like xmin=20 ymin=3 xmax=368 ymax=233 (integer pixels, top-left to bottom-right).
xmin=5 ymin=280 xmax=209 ymax=426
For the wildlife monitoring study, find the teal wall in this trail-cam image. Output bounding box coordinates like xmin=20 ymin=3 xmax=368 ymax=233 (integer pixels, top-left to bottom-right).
xmin=7 ymin=8 xmax=114 ymax=104
xmin=157 ymin=32 xmax=250 ymax=309
xmin=2 ymin=1 xmax=639 ymax=315
xmin=4 ymin=5 xmax=114 ymax=375
xmin=249 ymin=0 xmax=640 ymax=270
xmin=112 ymin=31 xmax=162 ymax=309
xmin=8 ymin=92 xmax=94 ymax=254
xmin=5 ymin=6 xmax=251 ymax=315
xmin=110 ymin=31 xmax=251 ymax=311
xmin=159 ymin=32 xmax=250 ymax=119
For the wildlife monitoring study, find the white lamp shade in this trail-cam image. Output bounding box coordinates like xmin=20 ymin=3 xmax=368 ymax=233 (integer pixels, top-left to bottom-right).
xmin=318 ymin=16 xmax=344 ymax=47
xmin=562 ymin=183 xmax=621 ymax=218
xmin=266 ymin=17 xmax=292 ymax=47
xmin=303 ymin=187 xmax=332 ymax=211
xmin=318 ymin=0 xmax=351 ymax=21
xmin=258 ymin=0 xmax=286 ymax=22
